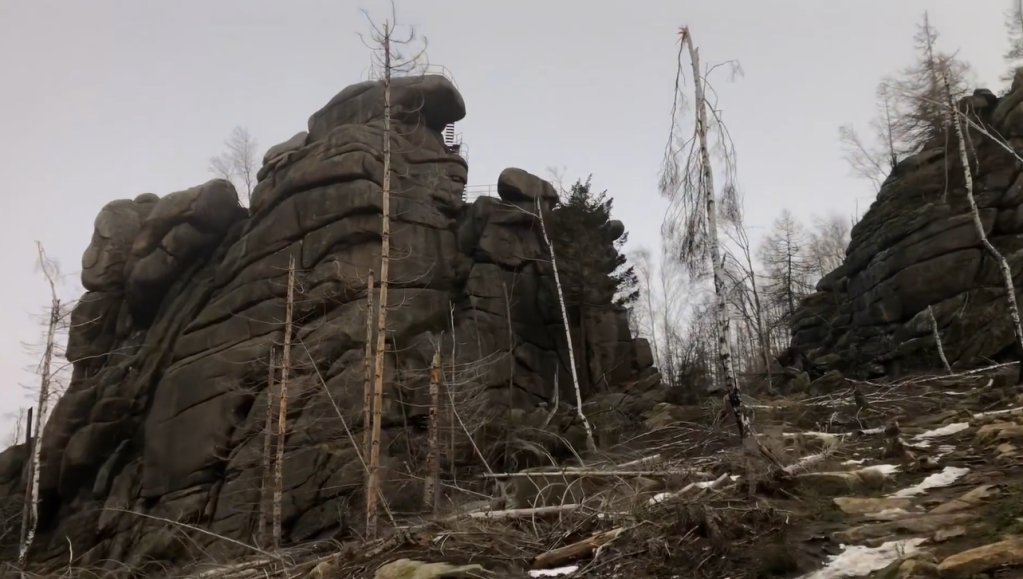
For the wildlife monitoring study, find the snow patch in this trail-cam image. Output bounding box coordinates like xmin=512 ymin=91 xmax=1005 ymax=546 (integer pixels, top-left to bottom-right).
xmin=915 ymin=422 xmax=969 ymax=439
xmin=648 ymin=492 xmax=670 ymax=504
xmin=890 ymin=466 xmax=969 ymax=498
xmin=530 ymin=566 xmax=579 ymax=577
xmin=800 ymin=538 xmax=926 ymax=578
xmin=864 ymin=464 xmax=900 ymax=476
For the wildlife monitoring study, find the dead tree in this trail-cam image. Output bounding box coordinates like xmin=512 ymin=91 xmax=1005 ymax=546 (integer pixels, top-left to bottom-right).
xmin=366 ymin=19 xmax=394 ymax=541
xmin=18 ymin=243 xmax=61 ymax=567
xmin=362 ymin=269 xmax=375 ymax=461
xmin=423 ymin=346 xmax=442 ymax=511
xmin=272 ymin=257 xmax=296 ymax=550
xmin=257 ymin=346 xmax=277 ymax=548
xmin=359 ymin=2 xmax=429 ymax=537
xmin=660 ymin=26 xmax=750 ymax=439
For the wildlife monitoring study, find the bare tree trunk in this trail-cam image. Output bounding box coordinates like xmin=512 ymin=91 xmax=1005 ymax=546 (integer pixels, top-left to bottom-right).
xmin=17 ymin=406 xmax=32 ymax=564
xmin=423 ymin=347 xmax=441 ymax=512
xmin=681 ymin=29 xmax=750 ymax=440
xmin=367 ymin=21 xmax=393 ymax=539
xmin=942 ymin=71 xmax=1023 ymax=383
xmin=18 ymin=243 xmax=60 ymax=567
xmin=272 ymin=257 xmax=296 ymax=550
xmin=927 ymin=306 xmax=952 ymax=374
xmin=741 ymin=247 xmax=772 ymax=376
xmin=362 ymin=269 xmax=375 ymax=461
xmin=502 ymin=283 xmax=514 ymax=472
xmin=257 ymin=346 xmax=277 ymax=548
xmin=535 ymin=198 xmax=597 ymax=453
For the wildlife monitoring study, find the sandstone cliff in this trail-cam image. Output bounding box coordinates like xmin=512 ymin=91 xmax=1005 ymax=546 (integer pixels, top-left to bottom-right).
xmin=0 ymin=75 xmax=656 ymax=567
xmin=791 ymin=75 xmax=1023 ymax=377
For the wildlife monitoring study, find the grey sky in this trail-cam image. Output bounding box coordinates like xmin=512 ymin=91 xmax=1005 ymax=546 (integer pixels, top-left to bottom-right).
xmin=0 ymin=0 xmax=1010 ymax=435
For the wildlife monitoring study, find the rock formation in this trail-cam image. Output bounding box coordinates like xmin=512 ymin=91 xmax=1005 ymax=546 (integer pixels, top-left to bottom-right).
xmin=792 ymin=76 xmax=1023 ymax=376
xmin=0 ymin=75 xmax=656 ymax=568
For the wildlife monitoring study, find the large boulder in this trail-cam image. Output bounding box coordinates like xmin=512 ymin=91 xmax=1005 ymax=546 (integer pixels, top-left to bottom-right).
xmin=791 ymin=87 xmax=1023 ymax=376
xmin=5 ymin=75 xmax=657 ymax=570
xmin=80 ymin=194 xmax=158 ymax=291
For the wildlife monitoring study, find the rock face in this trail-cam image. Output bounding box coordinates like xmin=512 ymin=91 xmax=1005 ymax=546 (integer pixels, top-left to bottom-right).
xmin=0 ymin=75 xmax=655 ymax=568
xmin=792 ymin=79 xmax=1023 ymax=375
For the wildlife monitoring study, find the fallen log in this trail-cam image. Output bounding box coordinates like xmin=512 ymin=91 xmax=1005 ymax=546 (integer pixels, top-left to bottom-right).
xmin=532 ymin=527 xmax=627 ymax=569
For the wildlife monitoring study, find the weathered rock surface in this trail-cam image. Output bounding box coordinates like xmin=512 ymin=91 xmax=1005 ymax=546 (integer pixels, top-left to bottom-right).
xmin=0 ymin=75 xmax=655 ymax=568
xmin=792 ymin=75 xmax=1023 ymax=376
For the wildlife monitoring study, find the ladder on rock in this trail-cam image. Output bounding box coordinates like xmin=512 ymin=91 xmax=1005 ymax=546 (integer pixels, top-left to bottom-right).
xmin=444 ymin=124 xmax=461 ymax=156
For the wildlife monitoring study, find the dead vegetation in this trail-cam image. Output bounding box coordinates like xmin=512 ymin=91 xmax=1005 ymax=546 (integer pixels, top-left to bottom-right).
xmin=3 ymin=360 xmax=1020 ymax=579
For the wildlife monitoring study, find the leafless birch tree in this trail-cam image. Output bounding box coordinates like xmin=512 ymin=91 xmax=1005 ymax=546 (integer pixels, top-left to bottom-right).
xmin=535 ymin=197 xmax=597 ymax=452
xmin=627 ymin=248 xmax=660 ymax=367
xmin=722 ymin=194 xmax=771 ymax=374
xmin=1004 ymin=0 xmax=1023 ymax=84
xmin=941 ymin=70 xmax=1023 ymax=381
xmin=838 ymin=84 xmax=901 ymax=192
xmin=18 ymin=243 xmax=62 ymax=566
xmin=209 ymin=126 xmax=260 ymax=205
xmin=660 ymin=26 xmax=750 ymax=439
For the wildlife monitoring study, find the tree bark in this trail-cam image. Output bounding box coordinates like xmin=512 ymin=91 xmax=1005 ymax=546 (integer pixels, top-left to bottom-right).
xmin=18 ymin=244 xmax=60 ymax=567
xmin=272 ymin=257 xmax=296 ymax=550
xmin=367 ymin=22 xmax=393 ymax=538
xmin=927 ymin=305 xmax=952 ymax=374
xmin=681 ymin=28 xmax=750 ymax=440
xmin=536 ymin=198 xmax=597 ymax=453
xmin=423 ymin=347 xmax=441 ymax=511
xmin=362 ymin=269 xmax=375 ymax=461
xmin=257 ymin=346 xmax=277 ymax=548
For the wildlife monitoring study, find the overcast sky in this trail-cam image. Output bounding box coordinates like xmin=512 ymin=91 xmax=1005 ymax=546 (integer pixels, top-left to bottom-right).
xmin=0 ymin=0 xmax=1011 ymax=437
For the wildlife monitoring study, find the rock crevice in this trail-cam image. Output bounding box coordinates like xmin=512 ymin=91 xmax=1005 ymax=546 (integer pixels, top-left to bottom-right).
xmin=792 ymin=81 xmax=1023 ymax=375
xmin=0 ymin=75 xmax=655 ymax=567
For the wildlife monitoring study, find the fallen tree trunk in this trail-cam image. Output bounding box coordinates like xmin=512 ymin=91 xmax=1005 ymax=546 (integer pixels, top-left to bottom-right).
xmin=532 ymin=527 xmax=627 ymax=569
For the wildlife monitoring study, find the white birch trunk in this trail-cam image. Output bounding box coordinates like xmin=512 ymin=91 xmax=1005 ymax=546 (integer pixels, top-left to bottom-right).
xmin=682 ymin=30 xmax=750 ymax=439
xmin=927 ymin=305 xmax=952 ymax=374
xmin=535 ymin=198 xmax=597 ymax=452
xmin=18 ymin=244 xmax=60 ymax=567
xmin=943 ymin=71 xmax=1023 ymax=378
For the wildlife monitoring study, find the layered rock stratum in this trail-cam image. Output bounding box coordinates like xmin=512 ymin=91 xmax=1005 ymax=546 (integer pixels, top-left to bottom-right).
xmin=792 ymin=77 xmax=1023 ymax=377
xmin=0 ymin=75 xmax=656 ymax=566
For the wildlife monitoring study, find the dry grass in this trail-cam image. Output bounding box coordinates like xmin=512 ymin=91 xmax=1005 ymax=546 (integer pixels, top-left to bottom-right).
xmin=10 ymin=364 xmax=1017 ymax=579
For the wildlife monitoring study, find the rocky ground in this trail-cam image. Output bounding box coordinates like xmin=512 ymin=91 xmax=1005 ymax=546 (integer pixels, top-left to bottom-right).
xmin=42 ymin=362 xmax=1023 ymax=579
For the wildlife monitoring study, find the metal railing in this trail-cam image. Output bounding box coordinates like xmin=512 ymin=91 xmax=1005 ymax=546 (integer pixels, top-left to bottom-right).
xmin=356 ymin=62 xmax=473 ymax=176
xmin=464 ymin=184 xmax=497 ymax=202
